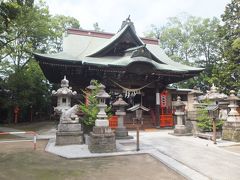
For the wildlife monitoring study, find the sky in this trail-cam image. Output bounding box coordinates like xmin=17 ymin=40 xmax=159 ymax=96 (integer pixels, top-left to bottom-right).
xmin=44 ymin=0 xmax=231 ymax=36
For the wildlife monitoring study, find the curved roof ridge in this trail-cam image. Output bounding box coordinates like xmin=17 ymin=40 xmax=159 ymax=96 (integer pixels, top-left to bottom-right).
xmin=146 ymin=44 xmax=204 ymax=72
xmin=87 ymin=24 xmax=144 ymax=57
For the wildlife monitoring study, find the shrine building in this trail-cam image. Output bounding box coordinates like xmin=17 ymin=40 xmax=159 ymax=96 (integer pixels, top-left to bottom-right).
xmin=34 ymin=17 xmax=203 ymax=128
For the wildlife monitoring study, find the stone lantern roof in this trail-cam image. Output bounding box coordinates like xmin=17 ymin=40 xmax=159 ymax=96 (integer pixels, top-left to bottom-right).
xmin=96 ymin=84 xmax=110 ymax=99
xmin=227 ymin=90 xmax=240 ymax=101
xmin=86 ymin=79 xmax=96 ymax=90
xmin=52 ymin=76 xmax=77 ymax=96
xmin=113 ymin=94 xmax=128 ymax=107
xmin=189 ymin=87 xmax=203 ymax=95
xmin=61 ymin=76 xmax=69 ymax=87
xmin=202 ymin=84 xmax=227 ymax=101
xmin=174 ymin=96 xmax=185 ymax=107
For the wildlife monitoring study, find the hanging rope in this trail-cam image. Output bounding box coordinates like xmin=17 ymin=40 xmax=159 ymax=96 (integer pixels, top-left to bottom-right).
xmin=110 ymin=79 xmax=154 ymax=98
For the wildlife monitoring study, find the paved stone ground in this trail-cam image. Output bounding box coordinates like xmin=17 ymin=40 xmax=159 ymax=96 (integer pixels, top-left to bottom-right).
xmin=137 ymin=130 xmax=240 ymax=180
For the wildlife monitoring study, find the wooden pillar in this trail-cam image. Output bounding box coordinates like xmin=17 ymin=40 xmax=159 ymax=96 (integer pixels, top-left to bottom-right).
xmin=156 ymin=84 xmax=160 ymax=128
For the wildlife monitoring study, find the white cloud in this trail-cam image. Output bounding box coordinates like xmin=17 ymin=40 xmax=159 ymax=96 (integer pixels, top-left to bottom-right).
xmin=44 ymin=0 xmax=231 ymax=36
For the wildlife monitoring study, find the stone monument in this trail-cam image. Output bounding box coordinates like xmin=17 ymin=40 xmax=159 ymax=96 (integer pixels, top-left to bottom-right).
xmin=113 ymin=95 xmax=133 ymax=139
xmin=222 ymin=90 xmax=240 ymax=142
xmin=88 ymin=84 xmax=116 ymax=153
xmin=52 ymin=76 xmax=83 ymax=145
xmin=172 ymin=96 xmax=191 ymax=136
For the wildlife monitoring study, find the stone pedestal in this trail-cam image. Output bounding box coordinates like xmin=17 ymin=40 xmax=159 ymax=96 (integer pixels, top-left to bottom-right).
xmin=88 ymin=126 xmax=116 ymax=153
xmin=174 ymin=125 xmax=187 ymax=134
xmin=115 ymin=111 xmax=133 ymax=139
xmin=222 ymin=122 xmax=240 ymax=142
xmin=172 ymin=96 xmax=192 ymax=136
xmin=222 ymin=90 xmax=240 ymax=142
xmin=56 ymin=123 xmax=83 ymax=145
xmin=115 ymin=127 xmax=133 ymax=139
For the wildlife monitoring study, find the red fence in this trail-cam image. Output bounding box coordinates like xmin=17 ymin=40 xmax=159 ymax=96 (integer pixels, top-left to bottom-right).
xmin=109 ymin=116 xmax=118 ymax=129
xmin=160 ymin=114 xmax=174 ymax=127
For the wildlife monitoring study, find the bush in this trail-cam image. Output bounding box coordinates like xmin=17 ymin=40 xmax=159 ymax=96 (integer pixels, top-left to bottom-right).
xmin=79 ymin=80 xmax=112 ymax=133
xmin=196 ymin=102 xmax=224 ymax=132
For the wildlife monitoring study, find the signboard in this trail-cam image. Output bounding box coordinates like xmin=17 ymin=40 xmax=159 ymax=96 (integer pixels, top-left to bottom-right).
xmin=160 ymin=90 xmax=168 ymax=107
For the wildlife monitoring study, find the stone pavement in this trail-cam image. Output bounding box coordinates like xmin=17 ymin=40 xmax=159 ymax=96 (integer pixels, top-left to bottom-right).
xmin=45 ymin=130 xmax=240 ymax=180
xmin=139 ymin=130 xmax=240 ymax=180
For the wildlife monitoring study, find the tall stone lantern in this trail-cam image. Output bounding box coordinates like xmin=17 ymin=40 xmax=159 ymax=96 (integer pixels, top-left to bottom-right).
xmin=88 ymin=83 xmax=116 ymax=153
xmin=173 ymin=96 xmax=190 ymax=135
xmin=52 ymin=76 xmax=83 ymax=146
xmin=222 ymin=90 xmax=240 ymax=142
xmin=113 ymin=95 xmax=132 ymax=139
xmin=52 ymin=76 xmax=77 ymax=115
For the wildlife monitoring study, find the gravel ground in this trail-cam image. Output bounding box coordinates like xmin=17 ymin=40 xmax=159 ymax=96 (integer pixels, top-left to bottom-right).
xmin=0 ymin=140 xmax=185 ymax=180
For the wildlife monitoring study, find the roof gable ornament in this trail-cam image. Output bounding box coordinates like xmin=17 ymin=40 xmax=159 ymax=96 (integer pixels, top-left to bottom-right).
xmin=119 ymin=15 xmax=136 ymax=33
xmin=130 ymin=45 xmax=152 ymax=59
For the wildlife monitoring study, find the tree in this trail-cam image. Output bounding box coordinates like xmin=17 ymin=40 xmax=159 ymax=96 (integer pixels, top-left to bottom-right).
xmin=93 ymin=22 xmax=103 ymax=32
xmin=0 ymin=0 xmax=52 ymax=71
xmin=211 ymin=0 xmax=240 ymax=93
xmin=79 ymin=80 xmax=100 ymax=133
xmin=48 ymin=15 xmax=80 ymax=53
xmin=145 ymin=14 xmax=222 ymax=91
xmin=0 ymin=1 xmax=81 ymax=122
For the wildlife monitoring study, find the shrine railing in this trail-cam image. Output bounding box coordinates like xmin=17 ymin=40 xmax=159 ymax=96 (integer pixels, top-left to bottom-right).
xmin=160 ymin=114 xmax=174 ymax=127
xmin=109 ymin=116 xmax=118 ymax=129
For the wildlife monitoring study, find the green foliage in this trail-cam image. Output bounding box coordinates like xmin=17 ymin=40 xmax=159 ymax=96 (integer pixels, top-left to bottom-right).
xmin=145 ymin=13 xmax=222 ymax=91
xmin=0 ymin=1 xmax=81 ymax=122
xmin=0 ymin=0 xmax=52 ymax=69
xmin=5 ymin=60 xmax=51 ymax=116
xmin=79 ymin=80 xmax=112 ymax=129
xmin=196 ymin=102 xmax=224 ymax=132
xmin=79 ymin=80 xmax=100 ymax=127
xmin=48 ymin=15 xmax=80 ymax=53
xmin=211 ymin=0 xmax=240 ymax=93
xmin=197 ymin=106 xmax=213 ymax=132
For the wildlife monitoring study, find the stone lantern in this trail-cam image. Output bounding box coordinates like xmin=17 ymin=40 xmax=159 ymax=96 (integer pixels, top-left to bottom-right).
xmin=222 ymin=90 xmax=240 ymax=142
xmin=203 ymin=84 xmax=227 ymax=102
xmin=188 ymin=87 xmax=202 ymax=111
xmin=52 ymin=76 xmax=77 ymax=115
xmin=52 ymin=76 xmax=83 ymax=146
xmin=95 ymin=84 xmax=110 ymax=127
xmin=87 ymin=79 xmax=97 ymax=91
xmin=88 ymin=83 xmax=116 ymax=153
xmin=173 ymin=96 xmax=189 ymax=135
xmin=113 ymin=94 xmax=132 ymax=139
xmin=226 ymin=90 xmax=240 ymax=122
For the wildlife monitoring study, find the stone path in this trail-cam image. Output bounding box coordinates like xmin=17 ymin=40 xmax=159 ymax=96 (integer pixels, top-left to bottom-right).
xmin=138 ymin=130 xmax=240 ymax=180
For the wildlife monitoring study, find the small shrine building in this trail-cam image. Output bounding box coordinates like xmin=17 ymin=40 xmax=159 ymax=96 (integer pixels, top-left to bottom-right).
xmin=34 ymin=18 xmax=203 ymax=128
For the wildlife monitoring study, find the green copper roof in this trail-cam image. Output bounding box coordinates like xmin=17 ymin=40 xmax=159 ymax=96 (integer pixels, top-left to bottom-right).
xmin=34 ymin=19 xmax=203 ymax=74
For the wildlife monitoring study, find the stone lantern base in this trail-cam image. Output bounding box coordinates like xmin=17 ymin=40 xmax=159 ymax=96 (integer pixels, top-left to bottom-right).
xmin=88 ymin=126 xmax=116 ymax=153
xmin=171 ymin=125 xmax=192 ymax=136
xmin=115 ymin=127 xmax=133 ymax=139
xmin=222 ymin=122 xmax=240 ymax=142
xmin=56 ymin=123 xmax=84 ymax=146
